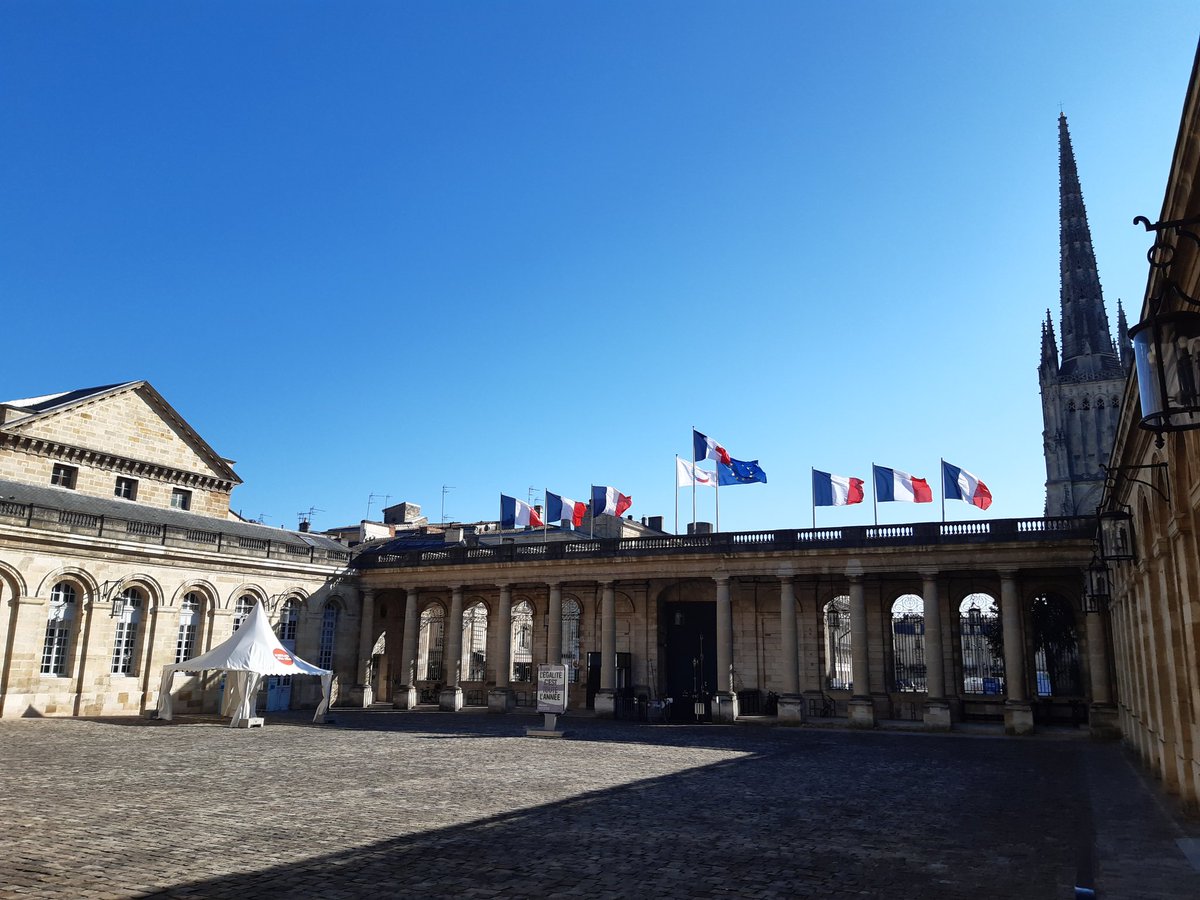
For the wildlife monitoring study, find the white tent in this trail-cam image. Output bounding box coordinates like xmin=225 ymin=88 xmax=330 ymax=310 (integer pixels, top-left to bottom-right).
xmin=156 ymin=600 xmax=333 ymax=726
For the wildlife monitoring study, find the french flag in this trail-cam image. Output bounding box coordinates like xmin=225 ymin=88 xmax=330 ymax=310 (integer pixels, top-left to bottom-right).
xmin=813 ymin=470 xmax=865 ymax=507
xmin=500 ymin=494 xmax=543 ymax=529
xmin=873 ymin=465 xmax=933 ymax=503
xmin=591 ymin=485 xmax=633 ymax=518
xmin=942 ymin=461 xmax=993 ymax=510
xmin=547 ymin=491 xmax=587 ymax=527
xmin=693 ymin=429 xmax=732 ymax=466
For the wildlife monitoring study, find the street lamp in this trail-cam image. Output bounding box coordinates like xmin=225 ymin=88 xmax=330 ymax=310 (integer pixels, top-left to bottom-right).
xmin=1083 ymin=553 xmax=1111 ymax=613
xmin=1131 ymin=213 xmax=1200 ymax=446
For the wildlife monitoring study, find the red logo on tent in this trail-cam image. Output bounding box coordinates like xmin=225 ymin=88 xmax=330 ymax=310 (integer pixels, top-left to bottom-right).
xmin=273 ymin=648 xmax=294 ymax=665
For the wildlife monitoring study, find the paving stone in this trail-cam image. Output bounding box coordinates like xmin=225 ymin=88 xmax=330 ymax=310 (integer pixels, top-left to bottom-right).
xmin=0 ymin=712 xmax=1197 ymax=898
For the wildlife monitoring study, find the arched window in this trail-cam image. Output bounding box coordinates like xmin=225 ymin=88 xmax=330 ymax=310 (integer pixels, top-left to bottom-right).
xmin=111 ymin=587 xmax=144 ymax=675
xmin=418 ymin=606 xmax=445 ymax=681
xmin=233 ymin=594 xmax=255 ymax=632
xmin=318 ymin=602 xmax=339 ymax=669
xmin=823 ymin=596 xmax=852 ymax=690
xmin=175 ymin=592 xmax=202 ymax=664
xmin=890 ymin=594 xmax=925 ymax=692
xmin=959 ymin=594 xmax=1004 ymax=695
xmin=277 ymin=598 xmax=299 ymax=643
xmin=511 ymin=600 xmax=534 ymax=683
xmin=562 ymin=598 xmax=581 ymax=683
xmin=41 ymin=582 xmax=77 ymax=676
xmin=463 ymin=602 xmax=488 ymax=681
xmin=1031 ymin=594 xmax=1081 ymax=696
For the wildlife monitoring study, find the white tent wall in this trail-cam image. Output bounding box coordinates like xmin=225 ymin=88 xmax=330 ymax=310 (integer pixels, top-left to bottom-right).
xmin=156 ymin=601 xmax=332 ymax=726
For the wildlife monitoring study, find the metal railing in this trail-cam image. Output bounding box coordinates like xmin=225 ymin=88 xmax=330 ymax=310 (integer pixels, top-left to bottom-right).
xmin=0 ymin=498 xmax=350 ymax=564
xmin=354 ymin=516 xmax=1095 ymax=569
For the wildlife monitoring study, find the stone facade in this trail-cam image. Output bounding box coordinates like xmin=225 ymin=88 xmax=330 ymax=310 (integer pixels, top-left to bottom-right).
xmin=357 ymin=520 xmax=1104 ymax=735
xmin=0 ymin=382 xmax=362 ymax=718
xmin=1104 ymin=45 xmax=1200 ymax=811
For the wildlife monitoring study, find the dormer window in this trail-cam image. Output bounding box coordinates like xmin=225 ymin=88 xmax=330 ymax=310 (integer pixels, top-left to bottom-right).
xmin=170 ymin=489 xmax=192 ymax=511
xmin=51 ymin=464 xmax=77 ymax=489
xmin=114 ymin=477 xmax=138 ymax=501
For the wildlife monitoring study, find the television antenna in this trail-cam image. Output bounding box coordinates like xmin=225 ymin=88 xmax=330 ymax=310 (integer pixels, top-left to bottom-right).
xmin=366 ymin=493 xmax=391 ymax=520
xmin=297 ymin=506 xmax=323 ymax=529
xmin=441 ymin=485 xmax=455 ymax=524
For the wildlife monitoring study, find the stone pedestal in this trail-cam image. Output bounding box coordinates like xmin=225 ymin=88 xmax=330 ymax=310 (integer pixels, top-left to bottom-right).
xmin=776 ymin=693 xmax=805 ymax=725
xmin=1088 ymin=703 xmax=1121 ymax=740
xmin=712 ymin=691 xmax=739 ymax=724
xmin=438 ymin=685 xmax=463 ymax=712
xmin=923 ymin=700 xmax=951 ymax=731
xmin=594 ymin=689 xmax=616 ymax=718
xmin=346 ymin=684 xmax=373 ymax=708
xmin=1004 ymin=701 xmax=1035 ymax=735
xmin=392 ymin=685 xmax=417 ymax=710
xmin=488 ymin=687 xmax=514 ymax=713
xmin=848 ymin=697 xmax=876 ymax=728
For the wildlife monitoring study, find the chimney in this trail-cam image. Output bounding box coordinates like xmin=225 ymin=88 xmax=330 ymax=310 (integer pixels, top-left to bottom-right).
xmin=688 ymin=522 xmax=713 ymax=535
xmin=298 ymin=519 xmax=310 ymax=533
xmin=647 ymin=515 xmax=664 ymax=532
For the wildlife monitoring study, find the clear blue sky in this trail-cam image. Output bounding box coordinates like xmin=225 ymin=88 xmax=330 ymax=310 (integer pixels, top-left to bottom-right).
xmin=3 ymin=3 xmax=1198 ymax=533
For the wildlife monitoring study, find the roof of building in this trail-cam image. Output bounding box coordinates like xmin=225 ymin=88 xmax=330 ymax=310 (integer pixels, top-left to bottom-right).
xmin=0 ymin=383 xmax=136 ymax=413
xmin=0 ymin=477 xmax=346 ymax=552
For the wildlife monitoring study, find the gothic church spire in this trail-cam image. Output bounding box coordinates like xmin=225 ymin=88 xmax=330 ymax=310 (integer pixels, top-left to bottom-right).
xmin=1057 ymin=113 xmax=1122 ymax=377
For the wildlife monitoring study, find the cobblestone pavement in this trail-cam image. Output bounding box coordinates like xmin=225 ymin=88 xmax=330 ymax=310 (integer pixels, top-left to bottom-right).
xmin=1 ymin=710 xmax=1198 ymax=899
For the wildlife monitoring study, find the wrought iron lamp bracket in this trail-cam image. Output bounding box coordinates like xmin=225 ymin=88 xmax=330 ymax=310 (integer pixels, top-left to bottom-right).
xmin=1135 ymin=213 xmax=1200 ymax=310
xmin=1100 ymin=462 xmax=1170 ymax=507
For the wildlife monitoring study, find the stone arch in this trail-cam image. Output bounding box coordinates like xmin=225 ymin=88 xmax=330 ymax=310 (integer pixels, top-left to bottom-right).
xmin=109 ymin=573 xmax=164 ymax=607
xmin=465 ymin=593 xmax=491 ymax=615
xmin=33 ymin=565 xmax=95 ymax=601
xmin=958 ymin=593 xmax=1004 ymax=695
xmin=822 ymin=594 xmax=852 ymax=691
xmin=0 ymin=559 xmax=28 ymax=599
xmin=227 ymin=583 xmax=268 ymax=611
xmin=170 ymin=579 xmax=219 ymax=608
xmin=1029 ymin=592 xmax=1082 ymax=697
xmin=889 ymin=593 xmax=925 ymax=692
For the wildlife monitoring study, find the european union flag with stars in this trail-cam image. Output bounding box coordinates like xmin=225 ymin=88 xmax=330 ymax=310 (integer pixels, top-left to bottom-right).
xmin=718 ymin=457 xmax=767 ymax=486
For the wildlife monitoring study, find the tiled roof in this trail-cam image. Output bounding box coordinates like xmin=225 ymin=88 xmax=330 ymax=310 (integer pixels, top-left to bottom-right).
xmin=0 ymin=383 xmax=135 ymax=413
xmin=0 ymin=477 xmax=346 ymax=552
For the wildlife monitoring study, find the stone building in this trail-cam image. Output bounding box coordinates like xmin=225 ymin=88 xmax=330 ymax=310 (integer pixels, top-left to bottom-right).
xmin=354 ymin=516 xmax=1103 ymax=735
xmin=1103 ymin=43 xmax=1200 ymax=810
xmin=0 ymin=381 xmax=361 ymax=718
xmin=1040 ymin=114 xmax=1133 ymax=516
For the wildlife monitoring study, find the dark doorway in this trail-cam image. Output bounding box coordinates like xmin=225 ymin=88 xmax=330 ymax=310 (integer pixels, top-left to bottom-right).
xmin=663 ymin=601 xmax=716 ymax=722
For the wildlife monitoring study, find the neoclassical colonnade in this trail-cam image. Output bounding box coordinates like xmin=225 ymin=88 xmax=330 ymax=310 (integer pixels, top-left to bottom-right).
xmin=358 ymin=540 xmax=1109 ymax=734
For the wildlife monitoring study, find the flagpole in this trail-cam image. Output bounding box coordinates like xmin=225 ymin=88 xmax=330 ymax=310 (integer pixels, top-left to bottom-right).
xmin=543 ymin=487 xmax=548 ymax=542
xmin=811 ymin=468 xmax=816 ymax=530
xmin=589 ymin=485 xmax=595 ymax=540
xmin=872 ymin=463 xmax=878 ymax=527
xmin=940 ymin=458 xmax=946 ymax=524
xmin=674 ymin=456 xmax=679 ymax=535
xmin=715 ymin=475 xmax=720 ymax=533
xmin=691 ymin=424 xmax=700 ymax=532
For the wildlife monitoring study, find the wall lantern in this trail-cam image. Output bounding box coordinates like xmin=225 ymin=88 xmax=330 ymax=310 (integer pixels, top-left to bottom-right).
xmin=1131 ymin=213 xmax=1200 ymax=446
xmin=1083 ymin=553 xmax=1111 ymax=613
xmin=1097 ymin=506 xmax=1136 ymax=563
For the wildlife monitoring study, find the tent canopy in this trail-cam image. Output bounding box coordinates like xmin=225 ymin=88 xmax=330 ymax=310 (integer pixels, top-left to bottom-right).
xmin=156 ymin=600 xmax=333 ymax=725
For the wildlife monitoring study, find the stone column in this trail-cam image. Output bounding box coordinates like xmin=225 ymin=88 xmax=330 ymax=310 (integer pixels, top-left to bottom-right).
xmin=139 ymin=602 xmax=165 ymax=715
xmin=776 ymin=570 xmax=804 ymax=724
xmin=0 ymin=595 xmax=45 ymax=718
xmin=1000 ymin=571 xmax=1033 ymax=735
xmin=394 ymin=588 xmax=419 ymax=709
xmin=489 ymin=584 xmax=514 ymax=712
xmin=547 ymin=583 xmax=563 ymax=669
xmin=712 ymin=575 xmax=739 ymax=723
xmin=595 ymin=581 xmax=617 ymax=717
xmin=920 ymin=571 xmax=950 ymax=730
xmin=847 ymin=574 xmax=875 ymax=727
xmin=353 ymin=588 xmax=375 ymax=708
xmin=439 ymin=585 xmax=464 ymax=711
xmin=1086 ymin=604 xmax=1118 ymax=738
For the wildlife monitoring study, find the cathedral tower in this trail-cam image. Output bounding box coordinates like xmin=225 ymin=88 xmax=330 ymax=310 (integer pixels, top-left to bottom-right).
xmin=1040 ymin=114 xmax=1132 ymax=516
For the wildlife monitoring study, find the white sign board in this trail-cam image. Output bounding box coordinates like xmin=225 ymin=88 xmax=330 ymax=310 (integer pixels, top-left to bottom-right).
xmin=536 ymin=664 xmax=568 ymax=714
